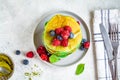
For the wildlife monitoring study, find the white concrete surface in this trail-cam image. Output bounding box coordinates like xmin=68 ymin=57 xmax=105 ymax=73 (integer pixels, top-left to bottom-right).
xmin=0 ymin=0 xmax=120 ymax=80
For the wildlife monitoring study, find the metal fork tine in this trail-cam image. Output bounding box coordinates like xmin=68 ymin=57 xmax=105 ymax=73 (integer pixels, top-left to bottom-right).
xmin=112 ymin=25 xmax=115 ymax=41
xmin=114 ymin=25 xmax=118 ymax=42
xmin=110 ymin=25 xmax=112 ymax=40
xmin=115 ymin=25 xmax=117 ymax=42
xmin=114 ymin=25 xmax=116 ymax=42
xmin=112 ymin=26 xmax=114 ymax=41
xmin=110 ymin=25 xmax=113 ymax=41
xmin=117 ymin=24 xmax=119 ymax=43
xmin=114 ymin=24 xmax=118 ymax=42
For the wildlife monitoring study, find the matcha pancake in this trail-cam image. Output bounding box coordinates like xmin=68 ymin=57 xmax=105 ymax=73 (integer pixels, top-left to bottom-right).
xmin=43 ymin=14 xmax=82 ymax=58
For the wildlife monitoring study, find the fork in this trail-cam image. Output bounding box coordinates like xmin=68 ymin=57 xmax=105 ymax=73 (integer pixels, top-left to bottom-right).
xmin=110 ymin=24 xmax=119 ymax=80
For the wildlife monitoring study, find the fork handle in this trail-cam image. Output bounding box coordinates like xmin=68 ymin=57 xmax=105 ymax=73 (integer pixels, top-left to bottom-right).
xmin=113 ymin=51 xmax=119 ymax=80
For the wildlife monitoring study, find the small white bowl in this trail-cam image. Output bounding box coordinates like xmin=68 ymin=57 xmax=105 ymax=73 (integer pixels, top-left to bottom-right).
xmin=0 ymin=53 xmax=14 ymax=79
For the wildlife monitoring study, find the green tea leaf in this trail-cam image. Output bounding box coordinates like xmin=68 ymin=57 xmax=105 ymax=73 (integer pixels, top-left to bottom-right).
xmin=75 ymin=64 xmax=85 ymax=75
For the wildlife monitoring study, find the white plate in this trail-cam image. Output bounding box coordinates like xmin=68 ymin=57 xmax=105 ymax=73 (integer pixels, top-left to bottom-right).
xmin=33 ymin=11 xmax=90 ymax=67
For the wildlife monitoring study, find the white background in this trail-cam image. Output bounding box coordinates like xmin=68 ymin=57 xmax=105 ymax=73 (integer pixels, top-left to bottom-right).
xmin=0 ymin=0 xmax=120 ymax=80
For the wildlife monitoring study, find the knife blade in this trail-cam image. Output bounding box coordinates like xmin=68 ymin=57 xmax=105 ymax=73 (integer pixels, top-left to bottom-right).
xmin=99 ymin=23 xmax=113 ymax=60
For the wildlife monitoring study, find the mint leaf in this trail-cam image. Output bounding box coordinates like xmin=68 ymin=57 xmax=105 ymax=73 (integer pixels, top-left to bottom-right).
xmin=49 ymin=54 xmax=60 ymax=63
xmin=75 ymin=64 xmax=85 ymax=75
xmin=44 ymin=21 xmax=48 ymax=26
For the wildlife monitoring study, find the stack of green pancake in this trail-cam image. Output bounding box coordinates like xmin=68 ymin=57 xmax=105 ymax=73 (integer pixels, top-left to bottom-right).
xmin=43 ymin=14 xmax=82 ymax=63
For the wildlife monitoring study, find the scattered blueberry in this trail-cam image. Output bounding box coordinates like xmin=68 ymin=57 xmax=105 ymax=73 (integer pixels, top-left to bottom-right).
xmin=82 ymin=39 xmax=87 ymax=43
xmin=50 ymin=30 xmax=55 ymax=36
xmin=57 ymin=35 xmax=63 ymax=40
xmin=15 ymin=50 xmax=21 ymax=55
xmin=69 ymin=32 xmax=74 ymax=39
xmin=80 ymin=45 xmax=85 ymax=50
xmin=23 ymin=59 xmax=29 ymax=65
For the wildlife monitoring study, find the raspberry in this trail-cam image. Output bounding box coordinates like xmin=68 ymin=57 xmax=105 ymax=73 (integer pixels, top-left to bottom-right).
xmin=61 ymin=30 xmax=70 ymax=39
xmin=52 ymin=38 xmax=61 ymax=46
xmin=83 ymin=41 xmax=90 ymax=49
xmin=61 ymin=39 xmax=68 ymax=47
xmin=77 ymin=21 xmax=80 ymax=25
xmin=55 ymin=27 xmax=64 ymax=35
xmin=37 ymin=46 xmax=46 ymax=55
xmin=37 ymin=46 xmax=46 ymax=51
xmin=40 ymin=54 xmax=48 ymax=61
xmin=64 ymin=26 xmax=72 ymax=32
xmin=37 ymin=49 xmax=46 ymax=55
xmin=26 ymin=51 xmax=34 ymax=58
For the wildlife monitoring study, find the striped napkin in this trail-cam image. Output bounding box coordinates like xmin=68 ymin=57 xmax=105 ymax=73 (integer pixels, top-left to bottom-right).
xmin=93 ymin=9 xmax=120 ymax=80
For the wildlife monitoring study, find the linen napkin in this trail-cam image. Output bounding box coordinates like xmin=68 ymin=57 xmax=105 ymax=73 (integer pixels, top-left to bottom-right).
xmin=93 ymin=9 xmax=120 ymax=80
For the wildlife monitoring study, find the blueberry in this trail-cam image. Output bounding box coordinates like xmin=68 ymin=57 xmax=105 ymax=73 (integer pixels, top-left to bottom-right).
xmin=15 ymin=50 xmax=21 ymax=55
xmin=80 ymin=45 xmax=85 ymax=51
xmin=50 ymin=30 xmax=55 ymax=36
xmin=46 ymin=52 xmax=51 ymax=57
xmin=82 ymin=39 xmax=87 ymax=43
xmin=23 ymin=59 xmax=29 ymax=65
xmin=69 ymin=32 xmax=74 ymax=39
xmin=57 ymin=35 xmax=63 ymax=40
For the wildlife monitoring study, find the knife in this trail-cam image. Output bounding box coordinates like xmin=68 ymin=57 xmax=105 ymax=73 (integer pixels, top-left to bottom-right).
xmin=100 ymin=23 xmax=116 ymax=80
xmin=99 ymin=23 xmax=113 ymax=60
